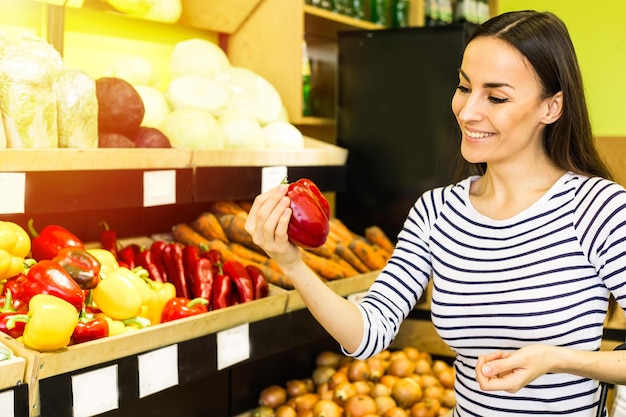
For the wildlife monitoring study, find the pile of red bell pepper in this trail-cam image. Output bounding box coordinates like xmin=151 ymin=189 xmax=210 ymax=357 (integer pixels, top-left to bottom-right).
xmin=114 ymin=239 xmax=269 ymax=316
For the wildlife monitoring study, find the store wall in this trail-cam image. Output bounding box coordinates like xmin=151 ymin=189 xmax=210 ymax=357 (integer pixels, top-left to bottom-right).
xmin=497 ymin=0 xmax=626 ymax=137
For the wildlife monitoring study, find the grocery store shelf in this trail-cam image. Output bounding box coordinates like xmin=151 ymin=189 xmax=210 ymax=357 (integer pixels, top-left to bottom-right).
xmin=304 ymin=4 xmax=384 ymax=37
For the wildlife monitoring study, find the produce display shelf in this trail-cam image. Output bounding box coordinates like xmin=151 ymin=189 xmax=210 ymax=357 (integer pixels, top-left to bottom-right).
xmin=0 ymin=137 xmax=347 ymax=172
xmin=0 ymin=288 xmax=288 ymax=417
xmin=0 ymin=356 xmax=26 ymax=390
xmin=0 ymin=356 xmax=29 ymax=417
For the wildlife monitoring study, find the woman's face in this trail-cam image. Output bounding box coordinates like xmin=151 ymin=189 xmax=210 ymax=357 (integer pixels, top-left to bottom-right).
xmin=451 ymin=36 xmax=559 ymax=167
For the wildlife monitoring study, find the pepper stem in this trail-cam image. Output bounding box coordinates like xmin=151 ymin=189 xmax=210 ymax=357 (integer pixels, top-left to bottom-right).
xmin=0 ymin=290 xmax=16 ymax=314
xmin=5 ymin=314 xmax=29 ymax=330
xmin=280 ymin=176 xmax=289 ymax=185
xmin=26 ymin=219 xmax=39 ymax=238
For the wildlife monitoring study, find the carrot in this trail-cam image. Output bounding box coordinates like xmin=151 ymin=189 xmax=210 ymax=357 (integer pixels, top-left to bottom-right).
xmin=330 ymin=254 xmax=359 ymax=278
xmin=218 ymin=214 xmax=263 ymax=252
xmin=208 ymin=200 xmax=248 ymax=218
xmin=349 ymin=238 xmax=387 ymax=270
xmin=308 ymin=242 xmax=334 ymax=258
xmin=364 ymin=225 xmax=395 ymax=254
xmin=335 ymin=241 xmax=370 ymax=273
xmin=229 ymin=242 xmax=282 ymax=273
xmin=328 ymin=228 xmax=352 ymax=247
xmin=191 ymin=212 xmax=229 ymax=243
xmin=236 ymin=199 xmax=253 ymax=213
xmin=330 ymin=218 xmax=356 ymax=242
xmin=301 ymin=249 xmax=345 ymax=280
xmin=171 ymin=223 xmax=211 ymax=248
xmin=371 ymin=244 xmax=392 ymax=262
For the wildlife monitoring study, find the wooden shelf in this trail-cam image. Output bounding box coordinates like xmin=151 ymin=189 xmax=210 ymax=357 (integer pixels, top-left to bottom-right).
xmin=304 ymin=4 xmax=383 ymax=38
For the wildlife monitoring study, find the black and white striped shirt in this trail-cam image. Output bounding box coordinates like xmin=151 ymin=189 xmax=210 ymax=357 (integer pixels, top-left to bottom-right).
xmin=349 ymin=172 xmax=626 ymax=416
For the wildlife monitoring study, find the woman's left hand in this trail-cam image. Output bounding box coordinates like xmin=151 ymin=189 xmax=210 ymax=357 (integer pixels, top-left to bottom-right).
xmin=476 ymin=345 xmax=556 ymax=393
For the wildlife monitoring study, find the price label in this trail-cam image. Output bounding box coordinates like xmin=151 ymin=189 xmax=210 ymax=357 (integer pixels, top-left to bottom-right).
xmin=0 ymin=173 xmax=25 ymax=214
xmin=0 ymin=390 xmax=14 ymax=417
xmin=138 ymin=345 xmax=179 ymax=398
xmin=143 ymin=170 xmax=176 ymax=207
xmin=261 ymin=166 xmax=288 ymax=193
xmin=217 ymin=323 xmax=250 ymax=370
xmin=72 ymin=365 xmax=118 ymax=417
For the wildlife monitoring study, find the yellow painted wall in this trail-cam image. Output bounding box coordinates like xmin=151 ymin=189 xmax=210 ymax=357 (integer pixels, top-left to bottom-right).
xmin=497 ymin=0 xmax=626 ymax=136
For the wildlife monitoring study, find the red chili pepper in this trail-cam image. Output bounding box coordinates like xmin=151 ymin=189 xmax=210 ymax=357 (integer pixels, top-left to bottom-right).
xmin=190 ymin=257 xmax=213 ymax=300
xmin=52 ymin=247 xmax=101 ymax=290
xmin=284 ymin=178 xmax=331 ymax=249
xmin=20 ymin=260 xmax=85 ymax=311
xmin=182 ymin=245 xmax=200 ymax=291
xmin=160 ymin=297 xmax=208 ymax=323
xmin=99 ymin=221 xmax=118 ymax=260
xmin=211 ymin=262 xmax=231 ymax=310
xmin=118 ymin=243 xmax=141 ymax=270
xmin=134 ymin=249 xmax=164 ymax=283
xmin=162 ymin=243 xmax=189 ymax=298
xmin=0 ymin=290 xmax=27 ymax=338
xmin=200 ymin=248 xmax=223 ymax=265
xmin=223 ymin=260 xmax=254 ymax=304
xmin=71 ymin=307 xmax=109 ymax=345
xmin=150 ymin=241 xmax=169 ymax=281
xmin=245 ymin=265 xmax=269 ymax=300
xmin=27 ymin=219 xmax=84 ymax=261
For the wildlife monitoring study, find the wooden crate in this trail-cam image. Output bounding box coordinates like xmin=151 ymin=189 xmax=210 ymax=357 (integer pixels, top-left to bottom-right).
xmin=1 ymin=288 xmax=288 ymax=416
xmin=0 ymin=355 xmax=26 ymax=391
xmin=285 ymin=270 xmax=379 ymax=312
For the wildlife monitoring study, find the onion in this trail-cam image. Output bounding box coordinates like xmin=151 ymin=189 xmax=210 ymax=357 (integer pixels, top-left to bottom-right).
xmin=259 ymin=385 xmax=287 ymax=408
xmin=332 ymin=381 xmax=357 ymax=405
xmin=343 ymin=394 xmax=378 ymax=417
xmin=312 ymin=366 xmax=336 ymax=387
xmin=409 ymin=398 xmax=441 ymax=417
xmin=287 ymin=379 xmax=311 ymax=398
xmin=387 ymin=356 xmax=416 ymax=378
xmin=375 ymin=395 xmax=397 ymax=415
xmin=276 ymin=404 xmax=297 ymax=417
xmin=383 ymin=407 xmax=409 ymax=417
xmin=391 ymin=377 xmax=423 ymax=408
xmin=312 ymin=399 xmax=343 ymax=417
xmin=348 ymin=359 xmax=371 ymax=382
xmin=293 ymin=393 xmax=320 ymax=412
xmin=316 ymin=351 xmax=343 ymax=368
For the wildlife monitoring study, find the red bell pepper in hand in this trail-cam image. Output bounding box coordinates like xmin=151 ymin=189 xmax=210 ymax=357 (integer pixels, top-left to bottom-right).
xmin=163 ymin=243 xmax=190 ymax=298
xmin=160 ymin=297 xmax=208 ymax=323
xmin=134 ymin=249 xmax=164 ymax=283
xmin=27 ymin=219 xmax=84 ymax=261
xmin=223 ymin=260 xmax=254 ymax=304
xmin=0 ymin=290 xmax=27 ymax=338
xmin=150 ymin=241 xmax=169 ymax=281
xmin=53 ymin=247 xmax=101 ymax=290
xmin=212 ymin=263 xmax=231 ymax=310
xmin=245 ymin=265 xmax=269 ymax=300
xmin=99 ymin=221 xmax=118 ymax=260
xmin=118 ymin=243 xmax=141 ymax=269
xmin=284 ymin=178 xmax=331 ymax=249
xmin=20 ymin=260 xmax=85 ymax=311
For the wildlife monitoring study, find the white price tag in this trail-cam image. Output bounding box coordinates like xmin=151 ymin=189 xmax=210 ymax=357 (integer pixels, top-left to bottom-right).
xmin=138 ymin=345 xmax=179 ymax=398
xmin=0 ymin=390 xmax=14 ymax=417
xmin=72 ymin=365 xmax=118 ymax=417
xmin=0 ymin=173 xmax=25 ymax=214
xmin=261 ymin=166 xmax=288 ymax=193
xmin=217 ymin=323 xmax=250 ymax=370
xmin=143 ymin=170 xmax=176 ymax=207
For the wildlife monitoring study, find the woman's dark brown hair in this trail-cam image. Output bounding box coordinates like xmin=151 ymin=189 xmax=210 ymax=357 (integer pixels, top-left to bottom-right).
xmin=454 ymin=10 xmax=617 ymax=316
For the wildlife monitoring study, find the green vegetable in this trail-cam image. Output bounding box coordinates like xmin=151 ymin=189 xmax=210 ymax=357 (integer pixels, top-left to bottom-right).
xmin=160 ymin=106 xmax=224 ymax=150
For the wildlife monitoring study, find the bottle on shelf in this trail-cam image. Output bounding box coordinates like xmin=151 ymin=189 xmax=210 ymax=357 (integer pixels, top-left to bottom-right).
xmin=353 ymin=0 xmax=366 ymax=19
xmin=392 ymin=0 xmax=410 ymax=27
xmin=425 ymin=0 xmax=439 ymax=26
xmin=370 ymin=0 xmax=391 ymax=26
xmin=302 ymin=40 xmax=313 ymax=117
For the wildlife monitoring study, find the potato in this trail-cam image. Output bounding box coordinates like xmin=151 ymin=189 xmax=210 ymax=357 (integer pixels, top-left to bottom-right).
xmin=96 ymin=77 xmax=145 ymax=137
xmin=131 ymin=127 xmax=171 ymax=148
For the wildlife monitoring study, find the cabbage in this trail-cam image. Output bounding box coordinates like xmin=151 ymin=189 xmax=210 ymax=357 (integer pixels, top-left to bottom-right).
xmin=134 ymin=85 xmax=170 ymax=128
xmin=263 ymin=121 xmax=304 ymax=149
xmin=214 ymin=67 xmax=284 ymax=125
xmin=169 ymin=39 xmax=230 ymax=79
xmin=103 ymin=56 xmax=158 ymax=87
xmin=106 ymin=0 xmax=152 ymax=15
xmin=166 ymin=75 xmax=230 ymax=113
xmin=219 ymin=114 xmax=265 ymax=149
xmin=0 ymin=34 xmax=63 ymax=148
xmin=139 ymin=0 xmax=181 ymax=23
xmin=159 ymin=106 xmax=224 ymax=150
xmin=55 ymin=69 xmax=98 ymax=148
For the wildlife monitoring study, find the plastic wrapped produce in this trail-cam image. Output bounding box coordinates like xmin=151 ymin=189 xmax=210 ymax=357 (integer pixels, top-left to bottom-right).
xmin=55 ymin=69 xmax=98 ymax=148
xmin=0 ymin=34 xmax=63 ymax=148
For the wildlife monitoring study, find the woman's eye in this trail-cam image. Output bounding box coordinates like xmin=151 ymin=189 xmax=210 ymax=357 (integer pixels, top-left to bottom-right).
xmin=489 ymin=96 xmax=508 ymax=104
xmin=456 ymin=85 xmax=470 ymax=94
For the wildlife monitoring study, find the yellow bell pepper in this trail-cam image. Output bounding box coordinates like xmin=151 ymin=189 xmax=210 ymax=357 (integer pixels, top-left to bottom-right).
xmin=0 ymin=221 xmax=31 ymax=280
xmin=86 ymin=248 xmax=119 ymax=279
xmin=92 ymin=267 xmax=143 ymax=320
xmin=7 ymin=294 xmax=78 ymax=351
xmin=142 ymin=280 xmax=176 ymax=325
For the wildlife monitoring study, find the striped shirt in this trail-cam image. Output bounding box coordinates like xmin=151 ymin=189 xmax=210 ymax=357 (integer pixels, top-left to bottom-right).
xmin=348 ymin=172 xmax=626 ymax=416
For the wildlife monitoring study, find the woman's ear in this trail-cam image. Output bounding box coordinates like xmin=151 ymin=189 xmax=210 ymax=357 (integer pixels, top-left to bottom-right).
xmin=542 ymin=91 xmax=563 ymax=124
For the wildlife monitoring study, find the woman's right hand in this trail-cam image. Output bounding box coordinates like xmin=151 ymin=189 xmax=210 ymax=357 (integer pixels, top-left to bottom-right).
xmin=244 ymin=184 xmax=301 ymax=267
